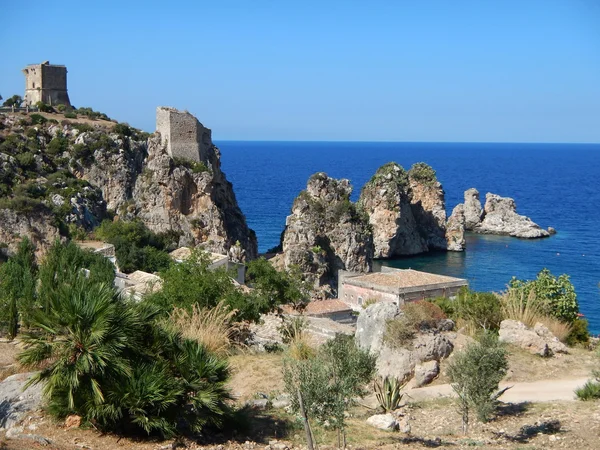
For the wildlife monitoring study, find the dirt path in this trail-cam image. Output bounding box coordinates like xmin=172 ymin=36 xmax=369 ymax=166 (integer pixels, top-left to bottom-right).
xmin=409 ymin=377 xmax=590 ymax=403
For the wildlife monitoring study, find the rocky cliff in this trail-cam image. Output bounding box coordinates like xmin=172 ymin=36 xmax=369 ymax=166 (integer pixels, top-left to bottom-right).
xmin=445 ymin=204 xmax=466 ymax=251
xmin=407 ymin=163 xmax=448 ymax=250
xmin=0 ymin=111 xmax=257 ymax=259
xmin=282 ymin=173 xmax=373 ymax=286
xmin=464 ymin=189 xmax=550 ymax=238
xmin=359 ymin=162 xmax=452 ymax=257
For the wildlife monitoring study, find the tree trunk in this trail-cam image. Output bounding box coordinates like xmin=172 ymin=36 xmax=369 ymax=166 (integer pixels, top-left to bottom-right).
xmin=297 ymin=387 xmax=314 ymax=450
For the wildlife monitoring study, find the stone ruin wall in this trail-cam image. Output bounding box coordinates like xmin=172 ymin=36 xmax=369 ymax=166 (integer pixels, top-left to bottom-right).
xmin=156 ymin=107 xmax=212 ymax=163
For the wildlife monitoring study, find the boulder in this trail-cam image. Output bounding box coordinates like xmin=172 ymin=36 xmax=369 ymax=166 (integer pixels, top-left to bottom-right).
xmin=463 ymin=188 xmax=483 ymax=229
xmin=412 ymin=332 xmax=454 ymax=362
xmin=414 ymin=360 xmax=440 ymax=387
xmin=355 ymin=302 xmax=401 ymax=355
xmin=366 ymin=413 xmax=399 ymax=431
xmin=445 ymin=203 xmax=466 ymax=251
xmin=376 ymin=346 xmax=415 ymax=381
xmin=499 ymin=320 xmax=568 ymax=357
xmin=0 ymin=372 xmax=44 ymax=431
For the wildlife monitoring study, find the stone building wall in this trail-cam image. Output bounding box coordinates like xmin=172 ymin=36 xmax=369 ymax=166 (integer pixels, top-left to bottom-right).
xmin=156 ymin=107 xmax=212 ymax=163
xmin=22 ymin=61 xmax=71 ymax=107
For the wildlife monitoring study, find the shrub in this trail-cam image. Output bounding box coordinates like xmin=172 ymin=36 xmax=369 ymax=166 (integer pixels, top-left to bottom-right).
xmin=71 ymin=143 xmax=93 ymax=162
xmin=447 ymin=332 xmax=509 ymax=433
xmin=56 ymin=104 xmax=67 ymax=112
xmin=29 ymin=114 xmax=47 ymax=125
xmin=167 ymin=301 xmax=237 ymax=356
xmin=16 ymin=152 xmax=36 ymax=170
xmin=509 ymin=269 xmax=579 ymax=323
xmin=172 ymin=156 xmax=210 ymax=174
xmin=35 ymin=101 xmax=53 ymax=113
xmin=575 ymin=380 xmax=600 ymax=401
xmin=454 ymin=288 xmax=503 ymax=332
xmin=113 ymin=123 xmax=133 ymax=136
xmin=566 ymin=318 xmax=590 ymax=346
xmin=3 ymin=95 xmax=22 ymax=107
xmin=63 ymin=112 xmax=77 ymax=119
xmin=408 ymin=162 xmax=437 ymax=186
xmin=18 ymin=275 xmax=232 ymax=438
xmin=46 ymin=134 xmax=69 ymax=156
xmin=278 ymin=316 xmax=309 ymax=345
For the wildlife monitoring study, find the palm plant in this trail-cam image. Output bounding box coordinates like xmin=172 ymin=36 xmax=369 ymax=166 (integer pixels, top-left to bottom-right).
xmin=18 ymin=276 xmax=138 ymax=416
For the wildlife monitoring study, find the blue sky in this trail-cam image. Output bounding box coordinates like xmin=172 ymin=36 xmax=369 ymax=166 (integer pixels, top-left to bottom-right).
xmin=1 ymin=0 xmax=599 ymax=142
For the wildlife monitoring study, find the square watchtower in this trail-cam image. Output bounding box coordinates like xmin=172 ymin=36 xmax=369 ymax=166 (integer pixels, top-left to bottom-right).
xmin=156 ymin=107 xmax=212 ymax=163
xmin=22 ymin=61 xmax=71 ymax=107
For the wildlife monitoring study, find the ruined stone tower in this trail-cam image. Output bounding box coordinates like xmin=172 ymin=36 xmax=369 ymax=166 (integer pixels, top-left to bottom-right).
xmin=156 ymin=107 xmax=212 ymax=163
xmin=22 ymin=61 xmax=71 ymax=107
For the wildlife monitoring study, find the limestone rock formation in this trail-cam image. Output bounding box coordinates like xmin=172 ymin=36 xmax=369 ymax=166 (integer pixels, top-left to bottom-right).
xmin=445 ymin=203 xmax=466 ymax=251
xmin=0 ymin=372 xmax=44 ymax=431
xmin=463 ymin=189 xmax=550 ymax=239
xmin=131 ymin=134 xmax=257 ymax=258
xmin=463 ymin=188 xmax=483 ymax=229
xmin=0 ymin=209 xmax=62 ymax=259
xmin=355 ymin=302 xmax=454 ymax=386
xmin=498 ymin=320 xmax=568 ymax=357
xmin=407 ymin=163 xmax=447 ymax=250
xmin=414 ymin=360 xmax=440 ymax=388
xmin=358 ymin=163 xmax=427 ymax=257
xmin=282 ymin=173 xmax=373 ymax=286
xmin=366 ymin=413 xmax=399 ymax=431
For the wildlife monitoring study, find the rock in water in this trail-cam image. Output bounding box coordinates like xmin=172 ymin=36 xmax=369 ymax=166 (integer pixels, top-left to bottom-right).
xmin=408 ymin=163 xmax=447 ymax=250
xmin=282 ymin=172 xmax=373 ymax=286
xmin=463 ymin=188 xmax=483 ymax=229
xmin=446 ymin=203 xmax=466 ymax=251
xmin=478 ymin=193 xmax=550 ymax=238
xmin=359 ymin=163 xmax=428 ymax=257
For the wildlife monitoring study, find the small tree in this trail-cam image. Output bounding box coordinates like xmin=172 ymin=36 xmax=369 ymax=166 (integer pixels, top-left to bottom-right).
xmin=2 ymin=95 xmax=22 ymax=107
xmin=447 ymin=332 xmax=508 ymax=434
xmin=283 ymin=334 xmax=376 ymax=449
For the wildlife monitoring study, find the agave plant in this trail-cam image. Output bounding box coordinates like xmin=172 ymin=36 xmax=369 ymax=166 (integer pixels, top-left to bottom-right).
xmin=374 ymin=375 xmax=406 ymax=412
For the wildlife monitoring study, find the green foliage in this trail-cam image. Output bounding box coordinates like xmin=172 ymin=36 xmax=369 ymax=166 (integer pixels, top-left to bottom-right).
xmin=35 ymin=101 xmax=54 ymax=113
xmin=172 ymin=156 xmax=210 ymax=174
xmin=246 ymin=257 xmax=310 ymax=310
xmin=408 ymin=162 xmax=438 ymax=186
xmin=47 ymin=134 xmax=70 ymax=156
xmin=113 ymin=123 xmax=133 ymax=136
xmin=283 ymin=334 xmax=376 ymax=444
xmin=0 ymin=195 xmax=46 ymax=214
xmin=16 ymin=152 xmax=36 ymax=170
xmin=0 ymin=238 xmax=37 ymax=337
xmin=447 ymin=332 xmax=509 ymax=433
xmin=443 ymin=288 xmax=503 ymax=332
xmin=374 ymin=376 xmax=406 ymax=413
xmin=278 ymin=316 xmax=309 ymax=345
xmin=384 ymin=301 xmax=447 ymax=349
xmin=575 ymin=380 xmax=600 ymax=401
xmin=38 ymin=240 xmax=116 ymax=314
xmin=3 ymin=95 xmax=22 ymax=107
xmin=29 ymin=114 xmax=47 ymax=125
xmin=56 ymin=104 xmax=67 ymax=112
xmin=18 ymin=274 xmax=231 ymax=438
xmin=147 ymin=249 xmax=268 ymax=323
xmin=509 ymin=269 xmax=579 ymax=323
xmin=95 ymin=220 xmax=174 ymax=273
xmin=63 ymin=111 xmax=77 ymax=119
xmin=566 ymin=318 xmax=590 ymax=346
xmin=75 ymin=107 xmax=110 ymax=121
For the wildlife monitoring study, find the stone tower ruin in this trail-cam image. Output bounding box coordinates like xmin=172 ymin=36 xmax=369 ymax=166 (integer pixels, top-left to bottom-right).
xmin=156 ymin=107 xmax=212 ymax=163
xmin=22 ymin=61 xmax=71 ymax=107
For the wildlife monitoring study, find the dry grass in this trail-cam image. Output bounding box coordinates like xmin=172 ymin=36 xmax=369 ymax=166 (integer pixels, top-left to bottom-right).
xmin=500 ymin=290 xmax=572 ymax=342
xmin=228 ymin=352 xmax=286 ymax=401
xmin=168 ymin=301 xmax=237 ymax=356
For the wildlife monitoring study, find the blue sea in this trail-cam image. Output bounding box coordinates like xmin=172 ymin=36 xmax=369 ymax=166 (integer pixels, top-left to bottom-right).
xmin=218 ymin=141 xmax=600 ymax=333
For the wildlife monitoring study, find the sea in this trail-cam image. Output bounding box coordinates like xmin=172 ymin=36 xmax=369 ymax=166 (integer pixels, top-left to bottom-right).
xmin=217 ymin=141 xmax=600 ymax=334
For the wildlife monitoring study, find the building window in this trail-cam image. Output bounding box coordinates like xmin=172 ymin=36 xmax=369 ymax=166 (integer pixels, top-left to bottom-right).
xmin=32 ymin=82 xmax=35 ymax=88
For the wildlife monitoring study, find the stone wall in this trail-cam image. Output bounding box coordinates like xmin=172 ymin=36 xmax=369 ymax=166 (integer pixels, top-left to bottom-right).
xmin=156 ymin=107 xmax=212 ymax=163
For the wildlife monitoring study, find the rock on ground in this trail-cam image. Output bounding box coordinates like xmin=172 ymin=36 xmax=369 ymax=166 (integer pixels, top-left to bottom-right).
xmin=355 ymin=302 xmax=401 ymax=355
xmin=414 ymin=360 xmax=440 ymax=388
xmin=499 ymin=319 xmax=568 ymax=357
xmin=366 ymin=413 xmax=399 ymax=431
xmin=0 ymin=372 xmax=44 ymax=431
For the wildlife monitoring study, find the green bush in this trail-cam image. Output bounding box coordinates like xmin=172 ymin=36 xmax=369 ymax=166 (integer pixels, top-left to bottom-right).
xmin=384 ymin=301 xmax=447 ymax=349
xmin=408 ymin=162 xmax=438 ymax=186
xmin=46 ymin=134 xmax=69 ymax=156
xmin=56 ymin=104 xmax=67 ymax=112
xmin=172 ymin=157 xmax=210 ymax=174
xmin=509 ymin=269 xmax=579 ymax=323
xmin=18 ymin=275 xmax=231 ymax=438
xmin=449 ymin=288 xmax=503 ymax=332
xmin=71 ymin=143 xmax=93 ymax=162
xmin=29 ymin=114 xmax=47 ymax=125
xmin=447 ymin=332 xmax=508 ymax=433
xmin=63 ymin=112 xmax=77 ymax=119
xmin=35 ymin=101 xmax=53 ymax=113
xmin=566 ymin=318 xmax=590 ymax=346
xmin=113 ymin=123 xmax=133 ymax=136
xmin=575 ymin=380 xmax=600 ymax=401
xmin=16 ymin=152 xmax=36 ymax=170
xmin=3 ymin=95 xmax=22 ymax=107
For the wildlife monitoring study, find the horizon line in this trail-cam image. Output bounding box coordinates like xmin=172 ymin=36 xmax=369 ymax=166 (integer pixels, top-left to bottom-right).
xmin=212 ymin=138 xmax=600 ymax=145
